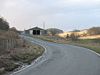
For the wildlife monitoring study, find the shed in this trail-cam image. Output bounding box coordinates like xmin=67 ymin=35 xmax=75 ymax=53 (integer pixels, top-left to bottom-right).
xmin=25 ymin=27 xmax=47 ymax=35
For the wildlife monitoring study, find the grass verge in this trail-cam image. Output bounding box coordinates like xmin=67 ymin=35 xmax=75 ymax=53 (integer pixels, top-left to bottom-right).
xmin=0 ymin=41 xmax=44 ymax=75
xmin=66 ymin=39 xmax=100 ymax=54
xmin=31 ymin=35 xmax=67 ymax=44
xmin=31 ymin=35 xmax=100 ymax=54
xmin=11 ymin=43 xmax=44 ymax=64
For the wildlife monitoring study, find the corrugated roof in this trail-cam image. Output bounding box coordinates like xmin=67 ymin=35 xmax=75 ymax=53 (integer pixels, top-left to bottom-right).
xmin=28 ymin=27 xmax=44 ymax=30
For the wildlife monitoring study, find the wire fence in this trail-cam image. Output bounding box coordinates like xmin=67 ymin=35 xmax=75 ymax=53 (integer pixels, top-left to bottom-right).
xmin=0 ymin=39 xmax=17 ymax=50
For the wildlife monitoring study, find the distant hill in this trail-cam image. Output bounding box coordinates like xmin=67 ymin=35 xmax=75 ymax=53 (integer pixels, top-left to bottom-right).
xmin=46 ymin=28 xmax=63 ymax=35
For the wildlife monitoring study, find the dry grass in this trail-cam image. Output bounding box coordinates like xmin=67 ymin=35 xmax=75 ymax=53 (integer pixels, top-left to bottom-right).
xmin=31 ymin=35 xmax=100 ymax=54
xmin=79 ymin=35 xmax=100 ymax=39
xmin=0 ymin=31 xmax=44 ymax=75
xmin=10 ymin=43 xmax=44 ymax=64
xmin=0 ymin=30 xmax=19 ymax=40
xmin=67 ymin=39 xmax=100 ymax=54
xmin=0 ymin=41 xmax=44 ymax=74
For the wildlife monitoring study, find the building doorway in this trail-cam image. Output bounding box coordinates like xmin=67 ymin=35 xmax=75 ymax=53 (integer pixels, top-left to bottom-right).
xmin=37 ymin=30 xmax=40 ymax=35
xmin=33 ymin=30 xmax=40 ymax=35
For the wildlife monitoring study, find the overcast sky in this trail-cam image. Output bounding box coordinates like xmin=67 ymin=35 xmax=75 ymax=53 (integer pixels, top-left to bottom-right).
xmin=0 ymin=0 xmax=100 ymax=31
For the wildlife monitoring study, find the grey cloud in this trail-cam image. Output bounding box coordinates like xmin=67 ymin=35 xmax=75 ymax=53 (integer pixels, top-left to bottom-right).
xmin=0 ymin=0 xmax=100 ymax=31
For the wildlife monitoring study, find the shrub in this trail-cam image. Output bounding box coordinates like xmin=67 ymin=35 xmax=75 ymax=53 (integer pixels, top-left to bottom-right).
xmin=4 ymin=31 xmax=19 ymax=39
xmin=70 ymin=33 xmax=79 ymax=41
xmin=0 ymin=17 xmax=9 ymax=31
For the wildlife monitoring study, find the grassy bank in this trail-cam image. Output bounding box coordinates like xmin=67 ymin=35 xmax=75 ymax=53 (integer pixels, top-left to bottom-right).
xmin=0 ymin=41 xmax=44 ymax=75
xmin=31 ymin=35 xmax=100 ymax=54
xmin=10 ymin=42 xmax=45 ymax=64
xmin=68 ymin=39 xmax=100 ymax=54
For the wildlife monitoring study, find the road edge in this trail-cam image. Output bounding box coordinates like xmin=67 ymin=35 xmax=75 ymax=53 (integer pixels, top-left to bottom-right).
xmin=10 ymin=37 xmax=48 ymax=75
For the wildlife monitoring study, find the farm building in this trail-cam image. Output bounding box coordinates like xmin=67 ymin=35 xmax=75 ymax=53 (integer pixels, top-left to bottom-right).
xmin=25 ymin=27 xmax=47 ymax=35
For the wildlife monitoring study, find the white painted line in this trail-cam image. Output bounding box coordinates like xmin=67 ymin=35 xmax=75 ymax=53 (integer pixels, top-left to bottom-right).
xmin=69 ymin=44 xmax=100 ymax=57
xmin=87 ymin=49 xmax=100 ymax=57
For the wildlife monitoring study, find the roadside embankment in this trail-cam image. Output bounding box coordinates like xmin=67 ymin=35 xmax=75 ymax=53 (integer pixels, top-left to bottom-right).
xmin=0 ymin=30 xmax=45 ymax=75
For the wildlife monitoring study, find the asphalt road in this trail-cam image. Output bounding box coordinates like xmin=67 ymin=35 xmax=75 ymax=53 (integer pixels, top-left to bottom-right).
xmin=12 ymin=36 xmax=100 ymax=75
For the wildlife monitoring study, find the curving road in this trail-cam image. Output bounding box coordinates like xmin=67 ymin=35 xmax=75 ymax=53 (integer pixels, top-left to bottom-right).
xmin=12 ymin=36 xmax=100 ymax=75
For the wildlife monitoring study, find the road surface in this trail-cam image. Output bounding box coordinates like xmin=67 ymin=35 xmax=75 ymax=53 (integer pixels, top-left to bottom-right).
xmin=12 ymin=36 xmax=100 ymax=75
